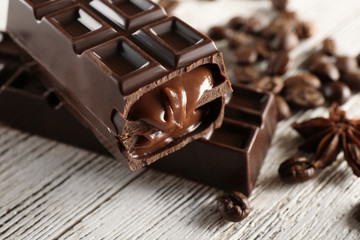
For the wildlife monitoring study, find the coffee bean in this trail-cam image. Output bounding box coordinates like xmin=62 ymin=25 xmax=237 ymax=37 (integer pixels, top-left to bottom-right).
xmin=262 ymin=11 xmax=298 ymax=39
xmin=252 ymin=75 xmax=284 ymax=94
xmin=227 ymin=16 xmax=247 ymax=31
xmin=271 ymin=30 xmax=299 ymax=51
xmin=356 ymin=53 xmax=360 ymax=66
xmin=233 ymin=65 xmax=260 ymax=83
xmin=322 ymin=81 xmax=351 ymax=105
xmin=285 ymin=86 xmax=325 ymax=108
xmin=322 ymin=37 xmax=338 ymax=56
xmin=341 ymin=72 xmax=360 ymax=92
xmin=303 ymin=52 xmax=330 ymax=69
xmin=271 ymin=0 xmax=288 ymax=10
xmin=217 ymin=191 xmax=250 ymax=222
xmin=309 ymin=61 xmax=340 ymax=82
xmin=335 ymin=56 xmax=358 ymax=74
xmin=228 ymin=33 xmax=253 ymax=49
xmin=233 ymin=45 xmax=258 ymax=64
xmin=296 ymin=21 xmax=315 ymax=39
xmin=208 ymin=26 xmax=233 ymax=40
xmin=254 ymin=38 xmax=272 ymax=59
xmin=246 ymin=16 xmax=262 ymax=34
xmin=279 ymin=156 xmax=316 ymax=182
xmin=267 ymin=51 xmax=291 ymax=76
xmin=275 ymin=95 xmax=291 ymax=120
xmin=285 ymin=74 xmax=321 ymax=90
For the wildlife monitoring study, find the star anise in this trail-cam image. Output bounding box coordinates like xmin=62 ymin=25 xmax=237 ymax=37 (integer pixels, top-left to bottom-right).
xmin=291 ymin=103 xmax=360 ymax=176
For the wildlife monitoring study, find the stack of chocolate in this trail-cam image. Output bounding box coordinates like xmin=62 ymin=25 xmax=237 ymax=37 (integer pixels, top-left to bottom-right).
xmin=1 ymin=0 xmax=279 ymax=197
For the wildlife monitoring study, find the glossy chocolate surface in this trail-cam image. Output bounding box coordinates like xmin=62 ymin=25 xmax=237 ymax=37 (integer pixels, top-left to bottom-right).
xmin=7 ymin=0 xmax=232 ymax=170
xmin=0 ymin=35 xmax=278 ymax=194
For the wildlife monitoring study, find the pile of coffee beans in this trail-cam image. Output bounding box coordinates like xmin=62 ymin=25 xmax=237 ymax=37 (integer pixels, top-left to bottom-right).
xmin=298 ymin=38 xmax=360 ymax=106
xmin=208 ymin=6 xmax=360 ymax=120
xmin=208 ymin=6 xmax=316 ymax=120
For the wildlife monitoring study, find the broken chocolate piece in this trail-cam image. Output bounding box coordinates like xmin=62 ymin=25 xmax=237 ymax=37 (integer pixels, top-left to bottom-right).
xmin=7 ymin=0 xmax=232 ymax=170
xmin=0 ymin=36 xmax=278 ymax=194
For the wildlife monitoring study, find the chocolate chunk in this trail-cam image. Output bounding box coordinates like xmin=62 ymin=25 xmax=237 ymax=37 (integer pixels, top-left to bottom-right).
xmin=322 ymin=81 xmax=351 ymax=105
xmin=208 ymin=26 xmax=233 ymax=40
xmin=233 ymin=65 xmax=260 ymax=83
xmin=341 ymin=72 xmax=360 ymax=92
xmin=309 ymin=61 xmax=340 ymax=82
xmin=252 ymin=75 xmax=284 ymax=94
xmin=335 ymin=56 xmax=358 ymax=74
xmin=217 ymin=191 xmax=250 ymax=222
xmin=279 ymin=156 xmax=316 ymax=182
xmin=285 ymin=86 xmax=325 ymax=108
xmin=233 ymin=45 xmax=258 ymax=64
xmin=7 ymin=0 xmax=232 ymax=170
xmin=267 ymin=51 xmax=291 ymax=76
xmin=0 ymin=51 xmax=278 ymax=195
xmin=322 ymin=37 xmax=338 ymax=56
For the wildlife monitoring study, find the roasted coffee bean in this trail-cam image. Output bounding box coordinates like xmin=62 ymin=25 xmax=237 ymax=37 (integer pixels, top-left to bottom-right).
xmin=208 ymin=26 xmax=233 ymax=40
xmin=322 ymin=81 xmax=351 ymax=105
xmin=275 ymin=95 xmax=291 ymax=120
xmin=267 ymin=51 xmax=291 ymax=76
xmin=285 ymin=86 xmax=325 ymax=108
xmin=233 ymin=65 xmax=260 ymax=83
xmin=254 ymin=38 xmax=272 ymax=59
xmin=228 ymin=33 xmax=253 ymax=49
xmin=309 ymin=61 xmax=340 ymax=82
xmin=341 ymin=72 xmax=360 ymax=92
xmin=262 ymin=11 xmax=298 ymax=39
xmin=335 ymin=56 xmax=358 ymax=74
xmin=246 ymin=16 xmax=262 ymax=34
xmin=217 ymin=191 xmax=250 ymax=222
xmin=252 ymin=75 xmax=284 ymax=94
xmin=285 ymin=74 xmax=321 ymax=90
xmin=233 ymin=45 xmax=258 ymax=64
xmin=356 ymin=53 xmax=360 ymax=66
xmin=271 ymin=0 xmax=288 ymax=10
xmin=303 ymin=52 xmax=330 ymax=69
xmin=279 ymin=156 xmax=316 ymax=182
xmin=296 ymin=21 xmax=315 ymax=39
xmin=227 ymin=16 xmax=247 ymax=31
xmin=322 ymin=37 xmax=338 ymax=56
xmin=271 ymin=30 xmax=299 ymax=51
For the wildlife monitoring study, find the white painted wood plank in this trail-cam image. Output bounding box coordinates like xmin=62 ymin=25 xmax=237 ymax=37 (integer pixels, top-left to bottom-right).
xmin=0 ymin=126 xmax=144 ymax=240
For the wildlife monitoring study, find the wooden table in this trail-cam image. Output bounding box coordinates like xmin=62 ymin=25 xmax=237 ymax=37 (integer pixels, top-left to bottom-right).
xmin=1 ymin=0 xmax=360 ymax=239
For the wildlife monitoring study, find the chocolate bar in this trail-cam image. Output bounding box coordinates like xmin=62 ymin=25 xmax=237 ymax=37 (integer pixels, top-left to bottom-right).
xmin=154 ymin=84 xmax=278 ymax=195
xmin=7 ymin=0 xmax=232 ymax=170
xmin=0 ymin=33 xmax=277 ymax=194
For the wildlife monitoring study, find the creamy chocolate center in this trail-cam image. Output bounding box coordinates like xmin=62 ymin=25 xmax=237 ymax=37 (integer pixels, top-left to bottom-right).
xmin=129 ymin=65 xmax=214 ymax=157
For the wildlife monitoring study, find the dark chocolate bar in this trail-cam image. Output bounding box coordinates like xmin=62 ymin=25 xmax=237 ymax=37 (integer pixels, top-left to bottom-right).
xmin=7 ymin=0 xmax=232 ymax=170
xmin=0 ymin=33 xmax=277 ymax=195
xmin=154 ymin=84 xmax=278 ymax=196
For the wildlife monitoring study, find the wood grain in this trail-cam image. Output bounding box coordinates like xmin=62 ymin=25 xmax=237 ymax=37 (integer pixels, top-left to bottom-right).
xmin=1 ymin=0 xmax=360 ymax=239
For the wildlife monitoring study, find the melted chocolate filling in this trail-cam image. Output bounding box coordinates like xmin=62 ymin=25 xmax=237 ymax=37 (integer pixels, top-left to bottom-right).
xmin=129 ymin=65 xmax=215 ymax=157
